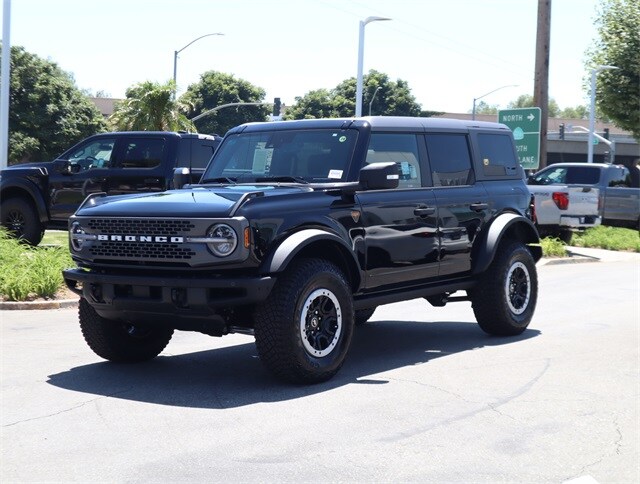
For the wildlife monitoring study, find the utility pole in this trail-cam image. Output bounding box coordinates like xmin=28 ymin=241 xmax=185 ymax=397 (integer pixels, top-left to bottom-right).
xmin=533 ymin=0 xmax=551 ymax=169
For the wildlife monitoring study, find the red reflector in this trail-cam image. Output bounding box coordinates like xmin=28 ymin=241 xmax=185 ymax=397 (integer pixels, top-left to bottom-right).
xmin=552 ymin=192 xmax=569 ymax=210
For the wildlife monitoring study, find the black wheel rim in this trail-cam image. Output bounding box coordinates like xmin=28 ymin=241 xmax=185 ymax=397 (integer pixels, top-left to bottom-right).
xmin=505 ymin=262 xmax=530 ymax=315
xmin=5 ymin=209 xmax=25 ymax=235
xmin=299 ymin=288 xmax=342 ymax=357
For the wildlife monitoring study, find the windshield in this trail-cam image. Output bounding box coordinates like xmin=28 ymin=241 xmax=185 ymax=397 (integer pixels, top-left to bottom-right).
xmin=202 ymin=129 xmax=358 ymax=183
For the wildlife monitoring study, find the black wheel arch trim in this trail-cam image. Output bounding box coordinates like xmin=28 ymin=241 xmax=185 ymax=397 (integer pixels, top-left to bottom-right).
xmin=472 ymin=213 xmax=541 ymax=276
xmin=261 ymin=228 xmax=361 ymax=287
xmin=1 ymin=178 xmax=49 ymax=223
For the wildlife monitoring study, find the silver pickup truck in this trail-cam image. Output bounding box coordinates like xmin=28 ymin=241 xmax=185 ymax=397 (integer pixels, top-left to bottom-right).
xmin=529 ymin=163 xmax=640 ymax=232
xmin=528 ymin=184 xmax=600 ymax=241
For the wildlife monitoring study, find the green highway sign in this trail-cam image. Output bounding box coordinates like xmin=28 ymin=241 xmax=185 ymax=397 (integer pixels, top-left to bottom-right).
xmin=498 ymin=107 xmax=541 ymax=170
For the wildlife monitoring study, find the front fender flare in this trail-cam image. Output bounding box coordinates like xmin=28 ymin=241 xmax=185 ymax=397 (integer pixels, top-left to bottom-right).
xmin=0 ymin=178 xmax=49 ymax=223
xmin=473 ymin=213 xmax=541 ymax=275
xmin=262 ymin=228 xmax=358 ymax=275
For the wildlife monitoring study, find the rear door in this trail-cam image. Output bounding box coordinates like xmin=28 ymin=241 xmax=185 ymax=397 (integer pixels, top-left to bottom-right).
xmin=424 ymin=132 xmax=490 ymax=276
xmin=358 ymin=132 xmax=440 ymax=290
xmin=107 ymin=137 xmax=168 ymax=196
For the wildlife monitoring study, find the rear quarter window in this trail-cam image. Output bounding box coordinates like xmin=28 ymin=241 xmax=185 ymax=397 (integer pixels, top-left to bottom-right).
xmin=477 ymin=134 xmax=518 ymax=177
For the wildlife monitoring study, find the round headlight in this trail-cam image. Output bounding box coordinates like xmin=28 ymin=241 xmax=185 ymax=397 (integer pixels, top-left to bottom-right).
xmin=70 ymin=222 xmax=85 ymax=252
xmin=206 ymin=224 xmax=238 ymax=257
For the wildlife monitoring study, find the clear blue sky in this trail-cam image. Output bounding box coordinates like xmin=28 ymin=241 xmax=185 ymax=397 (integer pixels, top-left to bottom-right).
xmin=3 ymin=0 xmax=601 ymax=114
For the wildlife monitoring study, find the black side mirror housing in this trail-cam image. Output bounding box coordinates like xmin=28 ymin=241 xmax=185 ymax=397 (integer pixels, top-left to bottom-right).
xmin=172 ymin=167 xmax=191 ymax=189
xmin=359 ymin=162 xmax=400 ymax=190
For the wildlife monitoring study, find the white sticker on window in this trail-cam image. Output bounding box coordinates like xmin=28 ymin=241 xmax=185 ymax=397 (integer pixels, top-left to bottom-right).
xmin=328 ymin=169 xmax=343 ymax=179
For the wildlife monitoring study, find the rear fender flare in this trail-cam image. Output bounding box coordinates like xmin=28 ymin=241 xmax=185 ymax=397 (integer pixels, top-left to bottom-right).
xmin=473 ymin=213 xmax=541 ymax=275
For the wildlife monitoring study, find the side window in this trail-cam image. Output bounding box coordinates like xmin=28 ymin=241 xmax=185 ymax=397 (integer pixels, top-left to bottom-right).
xmin=177 ymin=140 xmax=219 ymax=169
xmin=365 ymin=133 xmax=421 ymax=188
xmin=67 ymin=139 xmax=115 ymax=171
xmin=425 ymin=134 xmax=473 ymax=187
xmin=477 ymin=134 xmax=518 ymax=176
xmin=531 ymin=167 xmax=567 ymax=185
xmin=120 ymin=138 xmax=165 ymax=169
xmin=607 ymin=168 xmax=630 ymax=187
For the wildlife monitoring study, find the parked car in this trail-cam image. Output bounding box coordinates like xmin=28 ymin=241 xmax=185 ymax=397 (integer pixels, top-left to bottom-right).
xmin=64 ymin=117 xmax=541 ymax=384
xmin=528 ymin=162 xmax=640 ymax=230
xmin=0 ymin=131 xmax=221 ymax=245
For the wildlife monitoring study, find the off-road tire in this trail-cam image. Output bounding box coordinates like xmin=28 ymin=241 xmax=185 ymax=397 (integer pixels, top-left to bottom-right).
xmin=470 ymin=241 xmax=538 ymax=336
xmin=0 ymin=197 xmax=44 ymax=246
xmin=254 ymin=258 xmax=354 ymax=384
xmin=79 ymin=298 xmax=173 ymax=362
xmin=355 ymin=307 xmax=376 ymax=325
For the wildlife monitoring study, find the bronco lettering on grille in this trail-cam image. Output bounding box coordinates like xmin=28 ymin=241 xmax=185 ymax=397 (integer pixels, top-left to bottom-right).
xmin=96 ymin=235 xmax=185 ymax=243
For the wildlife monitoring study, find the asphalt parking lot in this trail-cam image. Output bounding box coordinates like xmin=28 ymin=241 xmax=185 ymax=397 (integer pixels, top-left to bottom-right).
xmin=1 ymin=254 xmax=639 ymax=483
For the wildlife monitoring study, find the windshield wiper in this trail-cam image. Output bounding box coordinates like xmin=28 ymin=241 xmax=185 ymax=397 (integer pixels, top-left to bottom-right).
xmin=200 ymin=176 xmax=237 ymax=184
xmin=254 ymin=176 xmax=309 ymax=184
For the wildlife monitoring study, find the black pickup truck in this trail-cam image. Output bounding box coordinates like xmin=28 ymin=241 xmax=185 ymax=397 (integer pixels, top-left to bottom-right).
xmin=0 ymin=131 xmax=221 ymax=245
xmin=64 ymin=117 xmax=541 ymax=384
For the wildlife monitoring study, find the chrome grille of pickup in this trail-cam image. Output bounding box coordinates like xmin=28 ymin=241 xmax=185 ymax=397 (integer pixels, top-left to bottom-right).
xmin=87 ymin=219 xmax=195 ymax=234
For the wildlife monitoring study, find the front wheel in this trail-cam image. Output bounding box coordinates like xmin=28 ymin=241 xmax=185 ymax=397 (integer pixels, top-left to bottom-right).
xmin=254 ymin=259 xmax=354 ymax=384
xmin=470 ymin=241 xmax=538 ymax=336
xmin=0 ymin=197 xmax=44 ymax=245
xmin=79 ymin=298 xmax=174 ymax=362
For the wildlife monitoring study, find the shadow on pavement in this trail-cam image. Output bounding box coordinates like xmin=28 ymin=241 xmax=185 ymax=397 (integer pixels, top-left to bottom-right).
xmin=47 ymin=320 xmax=539 ymax=409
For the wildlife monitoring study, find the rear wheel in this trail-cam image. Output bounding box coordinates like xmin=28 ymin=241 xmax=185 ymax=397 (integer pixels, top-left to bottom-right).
xmin=0 ymin=197 xmax=44 ymax=245
xmin=254 ymin=258 xmax=354 ymax=383
xmin=470 ymin=241 xmax=538 ymax=336
xmin=79 ymin=298 xmax=173 ymax=362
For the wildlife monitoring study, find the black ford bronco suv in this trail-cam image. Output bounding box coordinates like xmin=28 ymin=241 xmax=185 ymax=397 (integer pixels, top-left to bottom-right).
xmin=63 ymin=117 xmax=541 ymax=383
xmin=0 ymin=131 xmax=221 ymax=245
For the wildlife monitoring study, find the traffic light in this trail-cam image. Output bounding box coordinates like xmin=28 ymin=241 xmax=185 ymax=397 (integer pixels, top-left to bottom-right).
xmin=559 ymin=123 xmax=565 ymax=140
xmin=273 ymin=97 xmax=281 ymax=116
xmin=604 ymin=128 xmax=610 ymax=140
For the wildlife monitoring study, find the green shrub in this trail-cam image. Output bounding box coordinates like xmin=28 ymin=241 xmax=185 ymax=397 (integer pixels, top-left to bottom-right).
xmin=539 ymin=237 xmax=568 ymax=257
xmin=0 ymin=228 xmax=73 ymax=301
xmin=572 ymin=226 xmax=640 ymax=252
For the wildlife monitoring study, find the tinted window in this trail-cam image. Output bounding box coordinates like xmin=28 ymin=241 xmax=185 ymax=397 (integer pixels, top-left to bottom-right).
xmin=477 ymin=134 xmax=518 ymax=176
xmin=120 ymin=139 xmax=165 ymax=169
xmin=530 ymin=166 xmax=600 ymax=185
xmin=366 ymin=133 xmax=421 ymax=188
xmin=177 ymin=139 xmax=220 ymax=169
xmin=66 ymin=139 xmax=115 ymax=170
xmin=425 ymin=134 xmax=473 ymax=186
xmin=606 ymin=167 xmax=630 ymax=187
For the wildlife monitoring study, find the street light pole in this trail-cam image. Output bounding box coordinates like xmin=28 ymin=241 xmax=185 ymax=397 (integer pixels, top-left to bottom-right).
xmin=588 ymin=65 xmax=618 ymax=163
xmin=369 ymin=86 xmax=381 ymax=116
xmin=472 ymin=84 xmax=518 ymax=120
xmin=173 ymin=32 xmax=224 ymax=89
xmin=356 ymin=16 xmax=390 ymax=117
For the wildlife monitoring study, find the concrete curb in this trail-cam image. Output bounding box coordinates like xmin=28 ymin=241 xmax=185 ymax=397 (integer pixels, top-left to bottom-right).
xmin=0 ymin=297 xmax=79 ymax=311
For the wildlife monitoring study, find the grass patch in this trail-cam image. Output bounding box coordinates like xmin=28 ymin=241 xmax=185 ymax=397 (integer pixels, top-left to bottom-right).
xmin=571 ymin=226 xmax=640 ymax=252
xmin=42 ymin=230 xmax=68 ymax=247
xmin=539 ymin=237 xmax=568 ymax=257
xmin=0 ymin=228 xmax=74 ymax=301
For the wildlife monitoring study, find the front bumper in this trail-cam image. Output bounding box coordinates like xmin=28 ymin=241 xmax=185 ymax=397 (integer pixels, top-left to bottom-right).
xmin=63 ymin=268 xmax=275 ymax=333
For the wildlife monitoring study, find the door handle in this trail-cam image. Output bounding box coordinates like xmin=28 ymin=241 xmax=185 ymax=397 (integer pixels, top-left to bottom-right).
xmin=414 ymin=206 xmax=436 ymax=217
xmin=470 ymin=202 xmax=489 ymax=212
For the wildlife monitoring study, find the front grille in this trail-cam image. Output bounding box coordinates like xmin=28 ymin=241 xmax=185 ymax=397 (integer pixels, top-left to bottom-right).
xmin=87 ymin=218 xmax=195 ymax=235
xmin=90 ymin=242 xmax=196 ymax=260
xmin=85 ymin=218 xmax=198 ymax=261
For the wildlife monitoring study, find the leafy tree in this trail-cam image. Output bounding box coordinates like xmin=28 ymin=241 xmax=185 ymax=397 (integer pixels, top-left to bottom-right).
xmin=1 ymin=45 xmax=107 ymax=165
xmin=284 ymin=70 xmax=425 ymax=120
xmin=508 ymin=94 xmax=561 ymax=117
xmin=559 ymin=105 xmax=589 ymax=119
xmin=586 ymin=0 xmax=640 ymax=138
xmin=109 ymin=80 xmax=195 ymax=132
xmin=472 ymin=101 xmax=499 ymax=115
xmin=180 ymin=71 xmax=270 ymax=136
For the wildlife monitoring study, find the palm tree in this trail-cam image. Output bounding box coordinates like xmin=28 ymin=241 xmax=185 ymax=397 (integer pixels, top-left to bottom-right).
xmin=109 ymin=80 xmax=196 ymax=132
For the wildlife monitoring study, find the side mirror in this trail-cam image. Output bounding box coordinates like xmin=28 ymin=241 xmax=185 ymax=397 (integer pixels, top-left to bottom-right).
xmin=64 ymin=162 xmax=81 ymax=175
xmin=172 ymin=167 xmax=191 ymax=189
xmin=359 ymin=162 xmax=400 ymax=190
